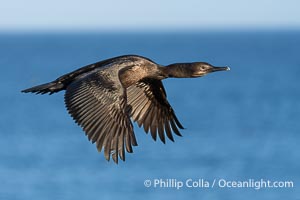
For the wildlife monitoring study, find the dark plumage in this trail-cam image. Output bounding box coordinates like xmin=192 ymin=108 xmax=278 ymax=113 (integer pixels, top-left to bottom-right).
xmin=22 ymin=55 xmax=229 ymax=163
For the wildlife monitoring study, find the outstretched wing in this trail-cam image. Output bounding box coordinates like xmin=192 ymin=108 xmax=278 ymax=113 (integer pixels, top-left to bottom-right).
xmin=127 ymin=78 xmax=184 ymax=143
xmin=64 ymin=71 xmax=137 ymax=163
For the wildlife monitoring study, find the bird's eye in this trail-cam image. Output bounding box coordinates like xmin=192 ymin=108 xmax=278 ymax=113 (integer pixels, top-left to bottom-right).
xmin=200 ymin=66 xmax=206 ymax=70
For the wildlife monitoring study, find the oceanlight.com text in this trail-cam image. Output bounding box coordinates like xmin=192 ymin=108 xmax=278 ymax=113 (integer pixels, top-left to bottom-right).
xmin=143 ymin=178 xmax=294 ymax=190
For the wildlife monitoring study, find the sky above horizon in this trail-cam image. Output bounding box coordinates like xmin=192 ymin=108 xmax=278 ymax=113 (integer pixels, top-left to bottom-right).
xmin=1 ymin=0 xmax=300 ymax=31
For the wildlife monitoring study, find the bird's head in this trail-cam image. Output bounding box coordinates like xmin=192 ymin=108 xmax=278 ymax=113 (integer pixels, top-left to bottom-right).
xmin=164 ymin=62 xmax=230 ymax=78
xmin=189 ymin=62 xmax=230 ymax=77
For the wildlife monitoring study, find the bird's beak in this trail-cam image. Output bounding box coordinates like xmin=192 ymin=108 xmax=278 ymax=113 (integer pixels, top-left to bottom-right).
xmin=210 ymin=66 xmax=230 ymax=72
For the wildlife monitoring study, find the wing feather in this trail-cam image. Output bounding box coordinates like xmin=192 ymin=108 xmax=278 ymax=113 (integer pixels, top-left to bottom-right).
xmin=64 ymin=71 xmax=136 ymax=163
xmin=127 ymin=79 xmax=184 ymax=143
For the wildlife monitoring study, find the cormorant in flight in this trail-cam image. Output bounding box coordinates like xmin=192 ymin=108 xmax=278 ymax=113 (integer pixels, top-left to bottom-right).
xmin=22 ymin=55 xmax=229 ymax=163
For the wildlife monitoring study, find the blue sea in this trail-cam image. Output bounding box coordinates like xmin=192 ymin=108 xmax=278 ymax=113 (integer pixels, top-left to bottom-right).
xmin=0 ymin=30 xmax=299 ymax=199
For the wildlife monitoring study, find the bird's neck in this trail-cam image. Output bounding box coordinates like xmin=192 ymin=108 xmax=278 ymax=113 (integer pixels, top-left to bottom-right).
xmin=162 ymin=63 xmax=192 ymax=78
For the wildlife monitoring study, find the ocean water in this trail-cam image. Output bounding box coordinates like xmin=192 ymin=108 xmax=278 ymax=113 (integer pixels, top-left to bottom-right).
xmin=0 ymin=31 xmax=299 ymax=199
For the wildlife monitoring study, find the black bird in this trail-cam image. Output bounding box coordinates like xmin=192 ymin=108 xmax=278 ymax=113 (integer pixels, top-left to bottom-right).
xmin=22 ymin=55 xmax=229 ymax=163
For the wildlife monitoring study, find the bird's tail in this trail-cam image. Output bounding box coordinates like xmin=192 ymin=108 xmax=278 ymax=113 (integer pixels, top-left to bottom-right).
xmin=21 ymin=80 xmax=65 ymax=95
